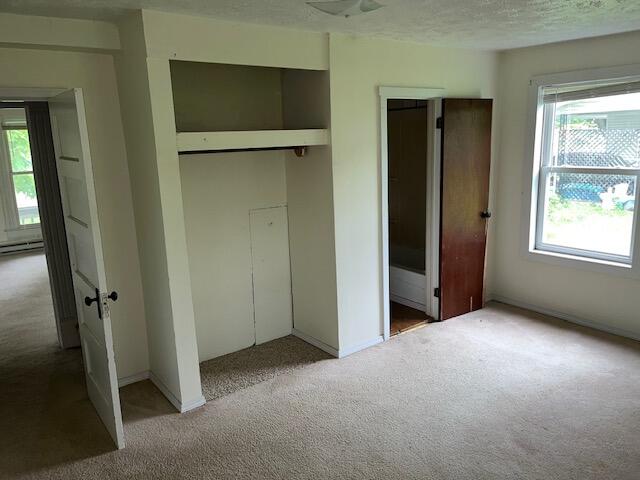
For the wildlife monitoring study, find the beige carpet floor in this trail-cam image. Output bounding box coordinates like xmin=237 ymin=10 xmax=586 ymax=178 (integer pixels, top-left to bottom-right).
xmin=2 ymin=252 xmax=640 ymax=479
xmin=200 ymin=335 xmax=331 ymax=401
xmin=0 ymin=252 xmax=115 ymax=479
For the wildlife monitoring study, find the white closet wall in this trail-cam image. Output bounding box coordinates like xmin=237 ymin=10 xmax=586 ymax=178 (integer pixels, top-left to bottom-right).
xmin=282 ymin=70 xmax=339 ymax=349
xmin=250 ymin=206 xmax=292 ymax=345
xmin=170 ymin=61 xmax=283 ymax=132
xmin=180 ymin=151 xmax=287 ymax=361
xmin=174 ymin=61 xmax=289 ymax=362
xmin=174 ymin=60 xmax=336 ymax=362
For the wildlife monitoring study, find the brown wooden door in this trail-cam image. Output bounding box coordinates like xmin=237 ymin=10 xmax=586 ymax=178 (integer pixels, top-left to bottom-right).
xmin=439 ymin=98 xmax=492 ymax=320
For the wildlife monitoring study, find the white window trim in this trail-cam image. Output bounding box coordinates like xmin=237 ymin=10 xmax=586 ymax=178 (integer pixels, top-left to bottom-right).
xmin=0 ymin=109 xmax=41 ymax=231
xmin=522 ymin=64 xmax=640 ymax=280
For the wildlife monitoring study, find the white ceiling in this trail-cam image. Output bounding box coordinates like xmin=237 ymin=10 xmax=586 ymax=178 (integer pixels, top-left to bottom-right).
xmin=2 ymin=0 xmax=640 ymax=50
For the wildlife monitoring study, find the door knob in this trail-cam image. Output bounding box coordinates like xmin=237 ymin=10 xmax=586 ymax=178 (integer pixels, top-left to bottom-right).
xmin=84 ymin=292 xmax=98 ymax=307
xmin=108 ymin=291 xmax=118 ymax=302
xmin=480 ymin=210 xmax=492 ymax=219
xmin=84 ymin=288 xmax=103 ymax=319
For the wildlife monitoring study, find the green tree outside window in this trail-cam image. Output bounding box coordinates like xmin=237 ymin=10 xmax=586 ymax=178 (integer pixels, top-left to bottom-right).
xmin=5 ymin=128 xmax=40 ymax=225
xmin=7 ymin=129 xmax=37 ymax=199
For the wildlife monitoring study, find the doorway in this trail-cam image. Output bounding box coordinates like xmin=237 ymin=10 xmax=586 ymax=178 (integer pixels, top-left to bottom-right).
xmin=0 ymin=103 xmax=115 ymax=469
xmin=387 ymin=98 xmax=434 ymax=335
xmin=0 ymin=107 xmax=58 ymax=366
xmin=0 ymin=90 xmax=125 ymax=449
xmin=380 ymin=87 xmax=443 ymax=339
xmin=380 ymin=88 xmax=494 ymax=337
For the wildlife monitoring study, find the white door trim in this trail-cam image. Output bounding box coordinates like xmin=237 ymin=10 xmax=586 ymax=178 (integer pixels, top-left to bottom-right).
xmin=379 ymin=86 xmax=444 ymax=340
xmin=0 ymin=87 xmax=66 ymax=101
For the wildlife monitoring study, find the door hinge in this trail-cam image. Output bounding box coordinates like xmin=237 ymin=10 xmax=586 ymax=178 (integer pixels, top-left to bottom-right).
xmin=436 ymin=117 xmax=443 ymax=129
xmin=434 ymin=287 xmax=440 ymax=298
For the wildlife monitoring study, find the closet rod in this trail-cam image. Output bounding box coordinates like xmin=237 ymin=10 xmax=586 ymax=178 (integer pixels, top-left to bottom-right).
xmin=387 ymin=105 xmax=428 ymax=112
xmin=179 ymin=145 xmax=308 ymax=156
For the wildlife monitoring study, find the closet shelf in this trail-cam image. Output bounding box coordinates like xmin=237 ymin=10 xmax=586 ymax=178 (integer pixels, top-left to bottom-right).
xmin=176 ymin=129 xmax=329 ymax=153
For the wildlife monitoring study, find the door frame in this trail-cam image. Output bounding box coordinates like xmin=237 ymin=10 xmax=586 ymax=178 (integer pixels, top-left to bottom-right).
xmin=0 ymin=88 xmax=75 ymax=349
xmin=25 ymin=100 xmax=80 ymax=348
xmin=379 ymin=86 xmax=445 ymax=340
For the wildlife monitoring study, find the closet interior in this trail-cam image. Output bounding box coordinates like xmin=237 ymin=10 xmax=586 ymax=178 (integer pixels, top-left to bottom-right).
xmin=170 ymin=60 xmax=332 ymax=364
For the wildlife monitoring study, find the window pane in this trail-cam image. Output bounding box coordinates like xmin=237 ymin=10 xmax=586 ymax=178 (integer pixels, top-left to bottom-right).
xmin=551 ymin=92 xmax=640 ymax=169
xmin=6 ymin=129 xmax=33 ymax=172
xmin=12 ymin=173 xmax=40 ymax=225
xmin=540 ymin=172 xmax=636 ymax=257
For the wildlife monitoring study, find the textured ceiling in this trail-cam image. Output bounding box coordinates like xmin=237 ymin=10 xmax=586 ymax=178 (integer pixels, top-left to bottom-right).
xmin=2 ymin=0 xmax=640 ymax=50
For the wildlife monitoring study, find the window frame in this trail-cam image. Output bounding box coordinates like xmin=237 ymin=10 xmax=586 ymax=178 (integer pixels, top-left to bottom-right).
xmin=0 ymin=109 xmax=40 ymax=231
xmin=523 ymin=65 xmax=640 ymax=279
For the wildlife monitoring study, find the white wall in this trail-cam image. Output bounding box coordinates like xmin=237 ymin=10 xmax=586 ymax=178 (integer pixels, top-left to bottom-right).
xmin=0 ymin=12 xmax=119 ymax=51
xmin=133 ymin=12 xmax=502 ymax=359
xmin=172 ymin=60 xmax=285 ymax=361
xmin=115 ymin=13 xmax=204 ymax=410
xmin=177 ymin=63 xmax=338 ymax=358
xmin=171 ymin=61 xmax=284 ymax=132
xmin=282 ymin=69 xmax=339 ymax=349
xmin=180 ymin=151 xmax=287 ymax=361
xmin=0 ymin=46 xmax=149 ymax=380
xmin=140 ymin=10 xmax=328 ymax=70
xmin=492 ymin=30 xmax=640 ymax=338
xmin=114 ymin=9 xmax=336 ymax=409
xmin=328 ymin=34 xmax=500 ymax=352
xmin=125 ymin=10 xmax=338 ymax=405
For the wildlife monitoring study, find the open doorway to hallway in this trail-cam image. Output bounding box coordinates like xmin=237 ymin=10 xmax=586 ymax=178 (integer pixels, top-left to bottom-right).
xmin=0 ymin=107 xmax=114 ymax=465
xmin=0 ymin=92 xmax=125 ymax=452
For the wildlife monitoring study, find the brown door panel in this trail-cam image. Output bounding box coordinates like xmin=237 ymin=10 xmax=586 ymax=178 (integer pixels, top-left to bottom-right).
xmin=439 ymin=98 xmax=492 ymax=320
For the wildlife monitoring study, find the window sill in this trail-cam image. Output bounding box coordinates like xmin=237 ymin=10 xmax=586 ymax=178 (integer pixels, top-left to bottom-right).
xmin=525 ymin=247 xmax=639 ymax=280
xmin=5 ymin=224 xmax=41 ymax=232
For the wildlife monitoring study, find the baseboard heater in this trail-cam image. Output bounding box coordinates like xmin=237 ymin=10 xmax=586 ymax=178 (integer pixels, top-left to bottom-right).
xmin=0 ymin=240 xmax=44 ymax=255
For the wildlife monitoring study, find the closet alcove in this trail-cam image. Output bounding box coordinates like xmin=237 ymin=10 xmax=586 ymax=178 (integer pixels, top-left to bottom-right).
xmin=171 ymin=60 xmax=335 ymax=363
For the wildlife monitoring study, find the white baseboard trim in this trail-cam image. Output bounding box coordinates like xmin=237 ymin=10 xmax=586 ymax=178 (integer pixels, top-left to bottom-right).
xmin=293 ymin=328 xmax=385 ymax=359
xmin=292 ymin=328 xmax=339 ymax=357
xmin=338 ymin=335 xmax=384 ymax=358
xmin=180 ymin=394 xmax=207 ymax=413
xmin=149 ymin=371 xmax=206 ymax=413
xmin=149 ymin=371 xmax=181 ymax=411
xmin=489 ymin=294 xmax=640 ymax=343
xmin=118 ymin=370 xmax=149 ymax=388
xmin=390 ymin=293 xmax=426 ymax=312
xmin=0 ymin=241 xmax=44 ymax=255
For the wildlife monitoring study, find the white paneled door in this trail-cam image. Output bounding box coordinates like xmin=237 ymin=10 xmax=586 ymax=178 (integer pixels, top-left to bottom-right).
xmin=250 ymin=206 xmax=293 ymax=345
xmin=49 ymin=89 xmax=125 ymax=449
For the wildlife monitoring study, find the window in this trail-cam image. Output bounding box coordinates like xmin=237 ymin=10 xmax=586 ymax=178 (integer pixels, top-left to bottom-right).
xmin=6 ymin=127 xmax=39 ymax=225
xmin=529 ymin=74 xmax=640 ymax=268
xmin=0 ymin=110 xmax=40 ymax=229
